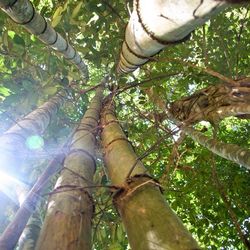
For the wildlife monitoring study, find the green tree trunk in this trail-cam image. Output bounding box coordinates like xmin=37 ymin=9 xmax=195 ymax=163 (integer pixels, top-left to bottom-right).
xmin=0 ymin=90 xmax=66 ymax=177
xmin=35 ymin=81 xmax=106 ymax=250
xmin=0 ymin=0 xmax=88 ymax=81
xmin=100 ymin=99 xmax=199 ymax=250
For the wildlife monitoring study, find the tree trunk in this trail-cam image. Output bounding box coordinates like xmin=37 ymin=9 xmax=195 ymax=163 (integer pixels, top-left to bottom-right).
xmin=117 ymin=0 xmax=246 ymax=73
xmin=183 ymin=126 xmax=250 ymax=170
xmin=100 ymin=98 xmax=199 ymax=250
xmin=35 ymin=80 xmax=106 ymax=250
xmin=18 ymin=210 xmax=42 ymax=250
xmin=0 ymin=0 xmax=88 ymax=81
xmin=0 ymin=151 xmax=65 ymax=250
xmin=145 ymin=86 xmax=250 ymax=170
xmin=0 ymin=90 xmax=66 ymax=178
xmin=169 ymin=82 xmax=250 ymax=124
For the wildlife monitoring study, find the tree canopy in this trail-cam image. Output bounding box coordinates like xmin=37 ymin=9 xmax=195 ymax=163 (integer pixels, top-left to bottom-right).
xmin=0 ymin=1 xmax=249 ymax=249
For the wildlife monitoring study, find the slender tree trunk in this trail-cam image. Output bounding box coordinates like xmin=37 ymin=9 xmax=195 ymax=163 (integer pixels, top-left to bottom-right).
xmin=117 ymin=0 xmax=247 ymax=73
xmin=0 ymin=0 xmax=88 ymax=81
xmin=35 ymin=79 xmax=106 ymax=250
xmin=145 ymin=87 xmax=250 ymax=170
xmin=0 ymin=90 xmax=66 ymax=247
xmin=100 ymin=98 xmax=199 ymax=250
xmin=0 ymin=152 xmax=65 ymax=250
xmin=183 ymin=126 xmax=250 ymax=170
xmin=18 ymin=210 xmax=42 ymax=250
xmin=0 ymin=90 xmax=66 ymax=178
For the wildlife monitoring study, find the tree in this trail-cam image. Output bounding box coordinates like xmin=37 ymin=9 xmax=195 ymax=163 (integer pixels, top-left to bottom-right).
xmin=117 ymin=0 xmax=248 ymax=73
xmin=36 ymin=81 xmax=105 ymax=250
xmin=100 ymin=97 xmax=199 ymax=249
xmin=0 ymin=0 xmax=89 ymax=81
xmin=0 ymin=90 xmax=66 ymax=178
xmin=0 ymin=0 xmax=249 ymax=249
xmin=0 ymin=152 xmax=65 ymax=250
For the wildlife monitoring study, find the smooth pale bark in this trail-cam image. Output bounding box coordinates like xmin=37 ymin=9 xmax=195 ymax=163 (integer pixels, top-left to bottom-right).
xmin=35 ymin=80 xmax=106 ymax=250
xmin=183 ymin=126 xmax=250 ymax=170
xmin=0 ymin=0 xmax=88 ymax=81
xmin=169 ymin=82 xmax=250 ymax=124
xmin=117 ymin=0 xmax=247 ymax=73
xmin=100 ymin=100 xmax=199 ymax=250
xmin=0 ymin=152 xmax=65 ymax=250
xmin=214 ymin=104 xmax=250 ymax=120
xmin=0 ymin=90 xmax=66 ymax=177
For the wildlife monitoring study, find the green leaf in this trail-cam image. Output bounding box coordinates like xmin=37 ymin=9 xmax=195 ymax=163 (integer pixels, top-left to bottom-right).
xmin=3 ymin=31 xmax=12 ymax=51
xmin=0 ymin=86 xmax=11 ymax=97
xmin=13 ymin=34 xmax=25 ymax=46
xmin=108 ymin=242 xmax=122 ymax=250
xmin=72 ymin=2 xmax=83 ymax=19
xmin=51 ymin=6 xmax=63 ymax=27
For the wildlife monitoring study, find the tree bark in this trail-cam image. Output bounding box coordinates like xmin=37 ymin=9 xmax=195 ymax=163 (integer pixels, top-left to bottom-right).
xmin=100 ymin=98 xmax=199 ymax=250
xmin=35 ymin=79 xmax=106 ymax=250
xmin=0 ymin=90 xmax=66 ymax=178
xmin=145 ymin=84 xmax=250 ymax=170
xmin=0 ymin=0 xmax=88 ymax=81
xmin=0 ymin=152 xmax=65 ymax=250
xmin=169 ymin=81 xmax=250 ymax=124
xmin=183 ymin=126 xmax=250 ymax=170
xmin=117 ymin=0 xmax=247 ymax=73
xmin=18 ymin=210 xmax=42 ymax=250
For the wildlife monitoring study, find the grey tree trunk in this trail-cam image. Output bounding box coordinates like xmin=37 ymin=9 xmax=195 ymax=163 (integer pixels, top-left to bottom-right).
xmin=117 ymin=0 xmax=247 ymax=73
xmin=35 ymin=79 xmax=106 ymax=250
xmin=100 ymin=98 xmax=199 ymax=250
xmin=0 ymin=90 xmax=66 ymax=178
xmin=0 ymin=0 xmax=88 ymax=81
xmin=183 ymin=126 xmax=250 ymax=170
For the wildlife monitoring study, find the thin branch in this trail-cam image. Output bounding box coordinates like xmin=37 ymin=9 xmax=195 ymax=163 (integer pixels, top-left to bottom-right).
xmin=211 ymin=157 xmax=250 ymax=249
xmin=102 ymin=0 xmax=125 ymax=24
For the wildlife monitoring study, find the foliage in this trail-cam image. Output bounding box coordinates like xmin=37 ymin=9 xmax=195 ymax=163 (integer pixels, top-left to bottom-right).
xmin=0 ymin=1 xmax=249 ymax=249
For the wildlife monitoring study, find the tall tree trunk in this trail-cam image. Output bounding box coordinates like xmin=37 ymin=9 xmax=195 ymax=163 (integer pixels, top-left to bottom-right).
xmin=117 ymin=0 xmax=247 ymax=73
xmin=35 ymin=79 xmax=106 ymax=250
xmin=0 ymin=90 xmax=66 ymax=178
xmin=0 ymin=0 xmax=88 ymax=81
xmin=0 ymin=152 xmax=65 ymax=250
xmin=100 ymin=98 xmax=199 ymax=250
